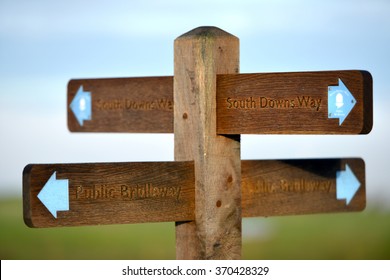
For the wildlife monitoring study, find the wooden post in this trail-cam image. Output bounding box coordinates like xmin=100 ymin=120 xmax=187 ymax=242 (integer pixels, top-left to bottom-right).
xmin=23 ymin=26 xmax=372 ymax=260
xmin=174 ymin=27 xmax=241 ymax=259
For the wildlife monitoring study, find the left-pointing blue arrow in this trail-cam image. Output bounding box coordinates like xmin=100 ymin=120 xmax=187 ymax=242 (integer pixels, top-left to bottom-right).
xmin=70 ymin=85 xmax=91 ymax=126
xmin=37 ymin=172 xmax=69 ymax=218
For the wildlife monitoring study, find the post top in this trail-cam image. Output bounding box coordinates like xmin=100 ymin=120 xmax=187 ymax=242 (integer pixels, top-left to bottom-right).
xmin=176 ymin=26 xmax=237 ymax=40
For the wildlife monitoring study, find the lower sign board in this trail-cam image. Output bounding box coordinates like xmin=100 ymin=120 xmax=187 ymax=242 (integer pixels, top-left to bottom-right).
xmin=23 ymin=161 xmax=194 ymax=227
xmin=242 ymin=158 xmax=365 ymax=217
xmin=23 ymin=158 xmax=365 ymax=228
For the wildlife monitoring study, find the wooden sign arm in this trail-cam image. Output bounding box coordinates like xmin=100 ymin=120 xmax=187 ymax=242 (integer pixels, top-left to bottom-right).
xmin=23 ymin=158 xmax=365 ymax=228
xmin=68 ymin=70 xmax=372 ymax=134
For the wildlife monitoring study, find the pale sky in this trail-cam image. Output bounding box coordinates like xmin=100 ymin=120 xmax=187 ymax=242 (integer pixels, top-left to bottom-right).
xmin=1 ymin=0 xmax=389 ymax=208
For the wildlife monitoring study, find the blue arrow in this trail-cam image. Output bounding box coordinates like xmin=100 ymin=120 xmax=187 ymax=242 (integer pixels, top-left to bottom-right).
xmin=70 ymin=85 xmax=91 ymax=126
xmin=328 ymin=78 xmax=356 ymax=125
xmin=336 ymin=164 xmax=360 ymax=205
xmin=37 ymin=172 xmax=69 ymax=218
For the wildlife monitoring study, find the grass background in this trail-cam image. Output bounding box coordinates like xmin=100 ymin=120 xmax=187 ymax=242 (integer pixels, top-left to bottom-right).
xmin=1 ymin=198 xmax=389 ymax=259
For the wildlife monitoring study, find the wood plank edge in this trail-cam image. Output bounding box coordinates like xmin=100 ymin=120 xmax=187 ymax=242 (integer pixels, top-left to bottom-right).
xmin=67 ymin=79 xmax=75 ymax=133
xmin=22 ymin=164 xmax=35 ymax=228
xmin=360 ymin=70 xmax=373 ymax=134
xmin=355 ymin=157 xmax=367 ymax=212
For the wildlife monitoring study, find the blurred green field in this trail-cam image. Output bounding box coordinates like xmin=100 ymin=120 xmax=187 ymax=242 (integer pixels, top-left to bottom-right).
xmin=1 ymin=198 xmax=389 ymax=259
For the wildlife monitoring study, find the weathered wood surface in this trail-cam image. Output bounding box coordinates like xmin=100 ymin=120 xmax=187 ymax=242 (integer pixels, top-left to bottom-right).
xmin=23 ymin=161 xmax=194 ymax=228
xmin=67 ymin=70 xmax=372 ymax=134
xmin=174 ymin=27 xmax=242 ymax=260
xmin=242 ymin=158 xmax=366 ymax=217
xmin=68 ymin=76 xmax=173 ymax=133
xmin=217 ymin=71 xmax=373 ymax=134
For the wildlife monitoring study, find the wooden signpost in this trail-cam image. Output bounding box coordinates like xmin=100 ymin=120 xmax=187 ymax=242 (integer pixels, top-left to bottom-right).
xmin=23 ymin=27 xmax=373 ymax=259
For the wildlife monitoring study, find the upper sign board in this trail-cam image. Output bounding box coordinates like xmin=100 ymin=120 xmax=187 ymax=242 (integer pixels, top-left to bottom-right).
xmin=68 ymin=70 xmax=372 ymax=135
xmin=68 ymin=76 xmax=173 ymax=133
xmin=217 ymin=70 xmax=372 ymax=134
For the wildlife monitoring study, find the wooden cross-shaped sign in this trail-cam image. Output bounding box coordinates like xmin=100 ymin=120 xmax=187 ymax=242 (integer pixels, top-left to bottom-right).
xmin=23 ymin=27 xmax=372 ymax=259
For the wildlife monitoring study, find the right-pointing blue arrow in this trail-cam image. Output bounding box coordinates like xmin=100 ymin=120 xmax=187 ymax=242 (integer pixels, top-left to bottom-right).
xmin=336 ymin=164 xmax=361 ymax=205
xmin=328 ymin=78 xmax=356 ymax=125
xmin=37 ymin=172 xmax=69 ymax=218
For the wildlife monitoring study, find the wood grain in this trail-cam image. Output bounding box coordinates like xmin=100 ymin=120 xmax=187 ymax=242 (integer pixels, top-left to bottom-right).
xmin=217 ymin=70 xmax=373 ymax=134
xmin=174 ymin=27 xmax=241 ymax=260
xmin=68 ymin=76 xmax=173 ymax=133
xmin=242 ymin=158 xmax=366 ymax=217
xmin=23 ymin=161 xmax=194 ymax=228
